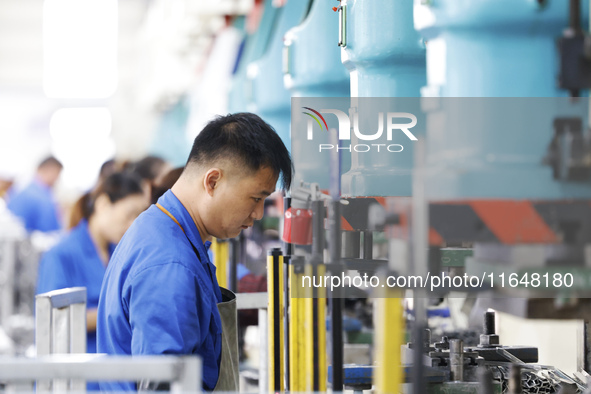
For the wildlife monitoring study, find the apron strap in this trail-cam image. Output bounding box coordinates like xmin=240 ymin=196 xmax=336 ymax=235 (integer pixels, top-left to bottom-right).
xmin=156 ymin=203 xmax=185 ymax=233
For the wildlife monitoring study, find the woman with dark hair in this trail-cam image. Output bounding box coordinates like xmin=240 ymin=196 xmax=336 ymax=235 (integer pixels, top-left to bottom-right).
xmin=36 ymin=172 xmax=149 ymax=355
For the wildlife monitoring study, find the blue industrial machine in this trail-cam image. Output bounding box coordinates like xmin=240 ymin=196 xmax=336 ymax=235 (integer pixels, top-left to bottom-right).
xmin=284 ymin=0 xmax=350 ymax=188
xmin=415 ymin=0 xmax=591 ymax=200
xmin=245 ymin=0 xmax=312 ymax=151
xmin=339 ymin=0 xmax=426 ymax=197
xmin=409 ymin=0 xmax=591 ymax=324
xmin=228 ymin=0 xmax=280 ymax=114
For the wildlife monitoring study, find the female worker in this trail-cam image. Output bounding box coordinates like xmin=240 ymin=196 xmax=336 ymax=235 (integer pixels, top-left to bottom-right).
xmin=36 ymin=171 xmax=149 ymax=354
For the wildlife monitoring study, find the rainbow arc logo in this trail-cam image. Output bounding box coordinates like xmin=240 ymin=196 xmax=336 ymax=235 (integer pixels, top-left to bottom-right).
xmin=302 ymin=107 xmax=328 ymax=131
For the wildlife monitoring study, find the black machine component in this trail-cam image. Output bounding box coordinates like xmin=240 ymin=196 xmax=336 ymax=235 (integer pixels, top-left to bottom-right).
xmin=544 ymin=117 xmax=591 ymax=182
xmin=557 ymin=0 xmax=591 ymax=97
xmin=466 ymin=311 xmax=538 ymax=363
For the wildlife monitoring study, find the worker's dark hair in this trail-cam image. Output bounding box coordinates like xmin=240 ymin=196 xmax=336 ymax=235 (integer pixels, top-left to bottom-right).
xmin=37 ymin=156 xmax=63 ymax=170
xmin=128 ymin=156 xmax=167 ymax=182
xmin=151 ymin=167 xmax=184 ymax=204
xmin=99 ymin=159 xmax=117 ymax=181
xmin=68 ymin=172 xmax=144 ymax=229
xmin=187 ymin=113 xmax=292 ymax=190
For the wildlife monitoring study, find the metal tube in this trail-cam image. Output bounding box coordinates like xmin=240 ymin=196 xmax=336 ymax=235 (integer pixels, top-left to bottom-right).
xmin=259 ymin=309 xmax=268 ymax=394
xmin=327 ymin=199 xmax=343 ymax=391
xmin=362 ymin=231 xmax=373 ymax=260
xmin=311 ymin=200 xmax=325 ymax=262
xmin=342 ymin=231 xmax=360 ymax=259
xmin=478 ymin=367 xmax=495 ymax=394
xmin=449 ymin=339 xmax=464 ymax=382
xmin=0 ymin=240 xmax=15 ymax=329
xmin=411 ymin=138 xmax=429 ymax=394
xmin=267 ymin=248 xmax=284 ymax=392
xmin=283 ymin=256 xmax=290 ymax=391
xmin=508 ymin=364 xmax=522 ymax=394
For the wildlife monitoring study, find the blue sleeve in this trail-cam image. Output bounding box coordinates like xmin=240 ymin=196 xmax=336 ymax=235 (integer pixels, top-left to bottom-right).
xmin=7 ymin=195 xmax=36 ymax=232
xmin=36 ymin=248 xmax=72 ymax=295
xmin=126 ymin=263 xmax=207 ymax=355
xmin=36 ymin=199 xmax=61 ymax=232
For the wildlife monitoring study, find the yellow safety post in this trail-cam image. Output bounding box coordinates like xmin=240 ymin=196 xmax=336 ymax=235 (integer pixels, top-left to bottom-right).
xmin=314 ymin=263 xmax=327 ymax=392
xmin=303 ymin=263 xmax=314 ymax=391
xmin=211 ymin=238 xmax=229 ymax=289
xmin=374 ymin=287 xmax=404 ymax=394
xmin=301 ymin=262 xmax=327 ymax=391
xmin=267 ymin=248 xmax=285 ymax=392
xmin=289 ymin=260 xmax=306 ymax=392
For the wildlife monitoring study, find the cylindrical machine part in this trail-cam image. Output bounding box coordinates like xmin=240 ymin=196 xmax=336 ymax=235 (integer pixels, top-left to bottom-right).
xmin=449 ymin=339 xmax=464 ymax=382
xmin=508 ymin=364 xmax=522 ymax=394
xmin=423 ymin=328 xmax=432 ymax=350
xmin=484 ymin=311 xmax=496 ymax=335
xmin=362 ymin=231 xmax=373 ymax=260
xmin=342 ymin=231 xmax=361 ymax=259
xmin=267 ymin=248 xmax=285 ymax=392
xmin=311 ymin=200 xmax=325 ymax=262
xmin=327 ymin=200 xmax=344 ymax=391
xmin=478 ymin=367 xmax=495 ymax=394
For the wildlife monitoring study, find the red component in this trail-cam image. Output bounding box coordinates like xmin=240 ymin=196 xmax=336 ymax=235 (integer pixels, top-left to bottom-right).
xmin=332 ymin=6 xmax=338 ymax=11
xmin=282 ymin=207 xmax=313 ymax=245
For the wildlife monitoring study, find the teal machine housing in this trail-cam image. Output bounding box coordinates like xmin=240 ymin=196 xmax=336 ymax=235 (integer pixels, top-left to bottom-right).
xmin=414 ymin=0 xmax=591 ymax=200
xmin=228 ymin=0 xmax=280 ymax=114
xmin=285 ymin=0 xmax=350 ymax=188
xmin=413 ymin=0 xmax=591 ymax=321
xmin=339 ymin=0 xmax=426 ymax=197
xmin=244 ymin=0 xmax=312 ymax=152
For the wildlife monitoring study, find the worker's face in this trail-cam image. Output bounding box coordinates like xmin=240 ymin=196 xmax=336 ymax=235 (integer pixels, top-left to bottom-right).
xmin=203 ymin=166 xmax=277 ymax=240
xmin=39 ymin=165 xmax=62 ymax=188
xmin=97 ymin=193 xmax=150 ymax=244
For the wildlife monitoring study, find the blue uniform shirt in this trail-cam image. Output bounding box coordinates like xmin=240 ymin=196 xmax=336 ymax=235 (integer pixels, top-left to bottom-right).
xmin=7 ymin=179 xmax=61 ymax=233
xmin=36 ymin=219 xmax=111 ymax=354
xmin=97 ymin=190 xmax=223 ymax=391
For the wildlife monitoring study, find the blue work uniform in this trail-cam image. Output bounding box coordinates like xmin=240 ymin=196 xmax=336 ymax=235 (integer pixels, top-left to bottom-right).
xmin=36 ymin=219 xmax=112 ymax=354
xmin=97 ymin=190 xmax=223 ymax=391
xmin=7 ymin=179 xmax=61 ymax=233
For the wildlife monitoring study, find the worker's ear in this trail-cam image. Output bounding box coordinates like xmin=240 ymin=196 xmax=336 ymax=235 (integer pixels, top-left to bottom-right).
xmin=203 ymin=168 xmax=222 ymax=197
xmin=94 ymin=193 xmax=111 ymax=214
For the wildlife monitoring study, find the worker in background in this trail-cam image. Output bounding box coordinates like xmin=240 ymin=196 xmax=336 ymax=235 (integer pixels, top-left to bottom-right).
xmin=150 ymin=166 xmax=184 ymax=204
xmin=125 ymin=155 xmax=171 ymax=197
xmin=97 ymin=113 xmax=292 ymax=391
xmin=67 ymin=158 xmax=119 ymax=230
xmin=0 ymin=170 xmax=14 ymax=211
xmin=36 ymin=172 xmax=149 ymax=366
xmin=7 ymin=156 xmax=63 ymax=233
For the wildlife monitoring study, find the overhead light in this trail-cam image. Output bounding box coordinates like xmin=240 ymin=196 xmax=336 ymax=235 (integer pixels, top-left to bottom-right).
xmin=50 ymin=107 xmax=115 ymax=191
xmin=50 ymin=108 xmax=112 ymax=141
xmin=43 ymin=0 xmax=118 ymax=98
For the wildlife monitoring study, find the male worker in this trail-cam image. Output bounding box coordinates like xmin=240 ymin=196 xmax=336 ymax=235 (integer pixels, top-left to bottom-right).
xmin=97 ymin=113 xmax=292 ymax=391
xmin=8 ymin=156 xmax=63 ymax=233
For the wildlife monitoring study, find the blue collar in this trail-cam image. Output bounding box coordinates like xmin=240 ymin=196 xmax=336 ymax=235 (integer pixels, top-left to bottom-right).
xmin=156 ymin=190 xmax=212 ymax=265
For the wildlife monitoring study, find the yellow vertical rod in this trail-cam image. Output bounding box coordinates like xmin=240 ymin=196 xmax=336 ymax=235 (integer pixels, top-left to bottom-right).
xmin=375 ymin=289 xmax=404 ymax=394
xmin=267 ymin=248 xmax=285 ymax=392
xmin=303 ymin=263 xmax=314 ymax=391
xmin=212 ymin=239 xmax=228 ymax=289
xmin=289 ymin=264 xmax=304 ymax=392
xmin=316 ymin=263 xmax=327 ymax=392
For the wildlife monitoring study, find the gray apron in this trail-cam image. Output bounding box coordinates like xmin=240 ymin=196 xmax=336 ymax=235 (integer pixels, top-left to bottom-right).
xmin=213 ymin=287 xmax=240 ymax=392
